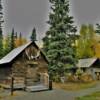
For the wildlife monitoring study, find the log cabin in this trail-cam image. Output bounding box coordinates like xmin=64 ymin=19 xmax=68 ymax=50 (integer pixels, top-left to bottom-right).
xmin=77 ymin=58 xmax=100 ymax=80
xmin=0 ymin=41 xmax=49 ymax=89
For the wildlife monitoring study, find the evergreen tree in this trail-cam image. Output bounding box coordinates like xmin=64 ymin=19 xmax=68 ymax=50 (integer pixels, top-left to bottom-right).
xmin=43 ymin=0 xmax=77 ymax=81
xmin=4 ymin=34 xmax=11 ymax=55
xmin=30 ymin=27 xmax=36 ymax=41
xmin=0 ymin=0 xmax=4 ymax=59
xmin=15 ymin=32 xmax=18 ymax=39
xmin=95 ymin=23 xmax=100 ymax=35
xmin=10 ymin=28 xmax=15 ymax=50
xmin=19 ymin=32 xmax=23 ymax=46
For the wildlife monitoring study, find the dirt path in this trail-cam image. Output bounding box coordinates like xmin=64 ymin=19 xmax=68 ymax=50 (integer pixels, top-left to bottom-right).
xmin=1 ymin=90 xmax=75 ymax=100
xmin=1 ymin=82 xmax=100 ymax=100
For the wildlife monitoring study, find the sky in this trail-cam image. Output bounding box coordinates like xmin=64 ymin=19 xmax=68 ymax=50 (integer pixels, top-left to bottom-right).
xmin=2 ymin=0 xmax=100 ymax=40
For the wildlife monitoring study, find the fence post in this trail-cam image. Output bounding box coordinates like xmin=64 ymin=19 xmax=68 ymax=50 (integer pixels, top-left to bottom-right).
xmin=11 ymin=76 xmax=14 ymax=96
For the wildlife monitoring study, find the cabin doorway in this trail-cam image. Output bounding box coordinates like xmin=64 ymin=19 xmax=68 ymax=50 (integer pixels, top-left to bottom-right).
xmin=25 ymin=65 xmax=49 ymax=87
xmin=25 ymin=72 xmax=49 ymax=87
xmin=25 ymin=69 xmax=49 ymax=92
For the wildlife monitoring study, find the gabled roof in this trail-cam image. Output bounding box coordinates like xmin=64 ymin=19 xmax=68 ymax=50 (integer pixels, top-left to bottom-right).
xmin=77 ymin=58 xmax=97 ymax=68
xmin=0 ymin=42 xmax=32 ymax=64
xmin=0 ymin=41 xmax=48 ymax=65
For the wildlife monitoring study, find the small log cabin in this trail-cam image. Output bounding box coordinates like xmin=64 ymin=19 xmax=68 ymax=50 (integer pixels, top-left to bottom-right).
xmin=0 ymin=41 xmax=49 ymax=89
xmin=77 ymin=58 xmax=100 ymax=80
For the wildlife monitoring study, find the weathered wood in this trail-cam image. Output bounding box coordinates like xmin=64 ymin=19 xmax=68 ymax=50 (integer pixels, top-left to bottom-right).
xmin=0 ymin=42 xmax=49 ymax=91
xmin=11 ymin=77 xmax=14 ymax=96
xmin=26 ymin=84 xmax=48 ymax=92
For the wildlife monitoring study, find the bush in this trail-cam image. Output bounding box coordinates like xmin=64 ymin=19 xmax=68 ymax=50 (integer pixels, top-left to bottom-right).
xmin=80 ymin=73 xmax=93 ymax=82
xmin=66 ymin=74 xmax=76 ymax=82
xmin=52 ymin=75 xmax=61 ymax=82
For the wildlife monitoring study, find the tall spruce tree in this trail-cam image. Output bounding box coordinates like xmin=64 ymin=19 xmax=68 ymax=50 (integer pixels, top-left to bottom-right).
xmin=10 ymin=28 xmax=15 ymax=50
xmin=95 ymin=23 xmax=100 ymax=35
xmin=15 ymin=32 xmax=18 ymax=39
xmin=0 ymin=0 xmax=4 ymax=59
xmin=43 ymin=0 xmax=77 ymax=81
xmin=4 ymin=34 xmax=11 ymax=55
xmin=19 ymin=32 xmax=23 ymax=46
xmin=30 ymin=27 xmax=36 ymax=41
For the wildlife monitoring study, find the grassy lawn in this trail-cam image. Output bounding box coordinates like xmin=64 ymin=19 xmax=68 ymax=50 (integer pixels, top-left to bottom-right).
xmin=53 ymin=81 xmax=98 ymax=91
xmin=76 ymin=92 xmax=100 ymax=100
xmin=0 ymin=86 xmax=23 ymax=99
xmin=0 ymin=90 xmax=25 ymax=100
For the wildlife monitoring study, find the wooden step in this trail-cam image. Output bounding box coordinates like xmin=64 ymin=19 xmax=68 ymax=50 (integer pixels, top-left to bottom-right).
xmin=25 ymin=84 xmax=48 ymax=92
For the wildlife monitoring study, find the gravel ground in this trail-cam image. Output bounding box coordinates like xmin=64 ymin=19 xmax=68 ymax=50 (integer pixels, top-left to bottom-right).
xmin=1 ymin=90 xmax=75 ymax=100
xmin=1 ymin=82 xmax=100 ymax=100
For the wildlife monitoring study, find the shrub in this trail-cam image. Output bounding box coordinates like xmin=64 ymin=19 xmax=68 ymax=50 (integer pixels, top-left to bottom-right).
xmin=80 ymin=73 xmax=93 ymax=82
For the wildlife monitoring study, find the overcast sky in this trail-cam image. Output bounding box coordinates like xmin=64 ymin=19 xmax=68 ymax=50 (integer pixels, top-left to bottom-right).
xmin=3 ymin=0 xmax=100 ymax=40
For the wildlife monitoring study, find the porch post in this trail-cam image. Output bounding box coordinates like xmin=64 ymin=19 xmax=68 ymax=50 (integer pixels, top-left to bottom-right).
xmin=49 ymin=80 xmax=52 ymax=90
xmin=11 ymin=76 xmax=14 ymax=96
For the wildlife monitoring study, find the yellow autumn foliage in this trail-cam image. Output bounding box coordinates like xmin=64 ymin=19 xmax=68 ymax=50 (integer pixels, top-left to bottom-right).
xmin=94 ymin=43 xmax=100 ymax=58
xmin=14 ymin=38 xmax=27 ymax=48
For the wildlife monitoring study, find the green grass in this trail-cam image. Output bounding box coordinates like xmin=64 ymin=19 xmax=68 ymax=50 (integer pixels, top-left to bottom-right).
xmin=53 ymin=81 xmax=98 ymax=91
xmin=76 ymin=92 xmax=100 ymax=100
